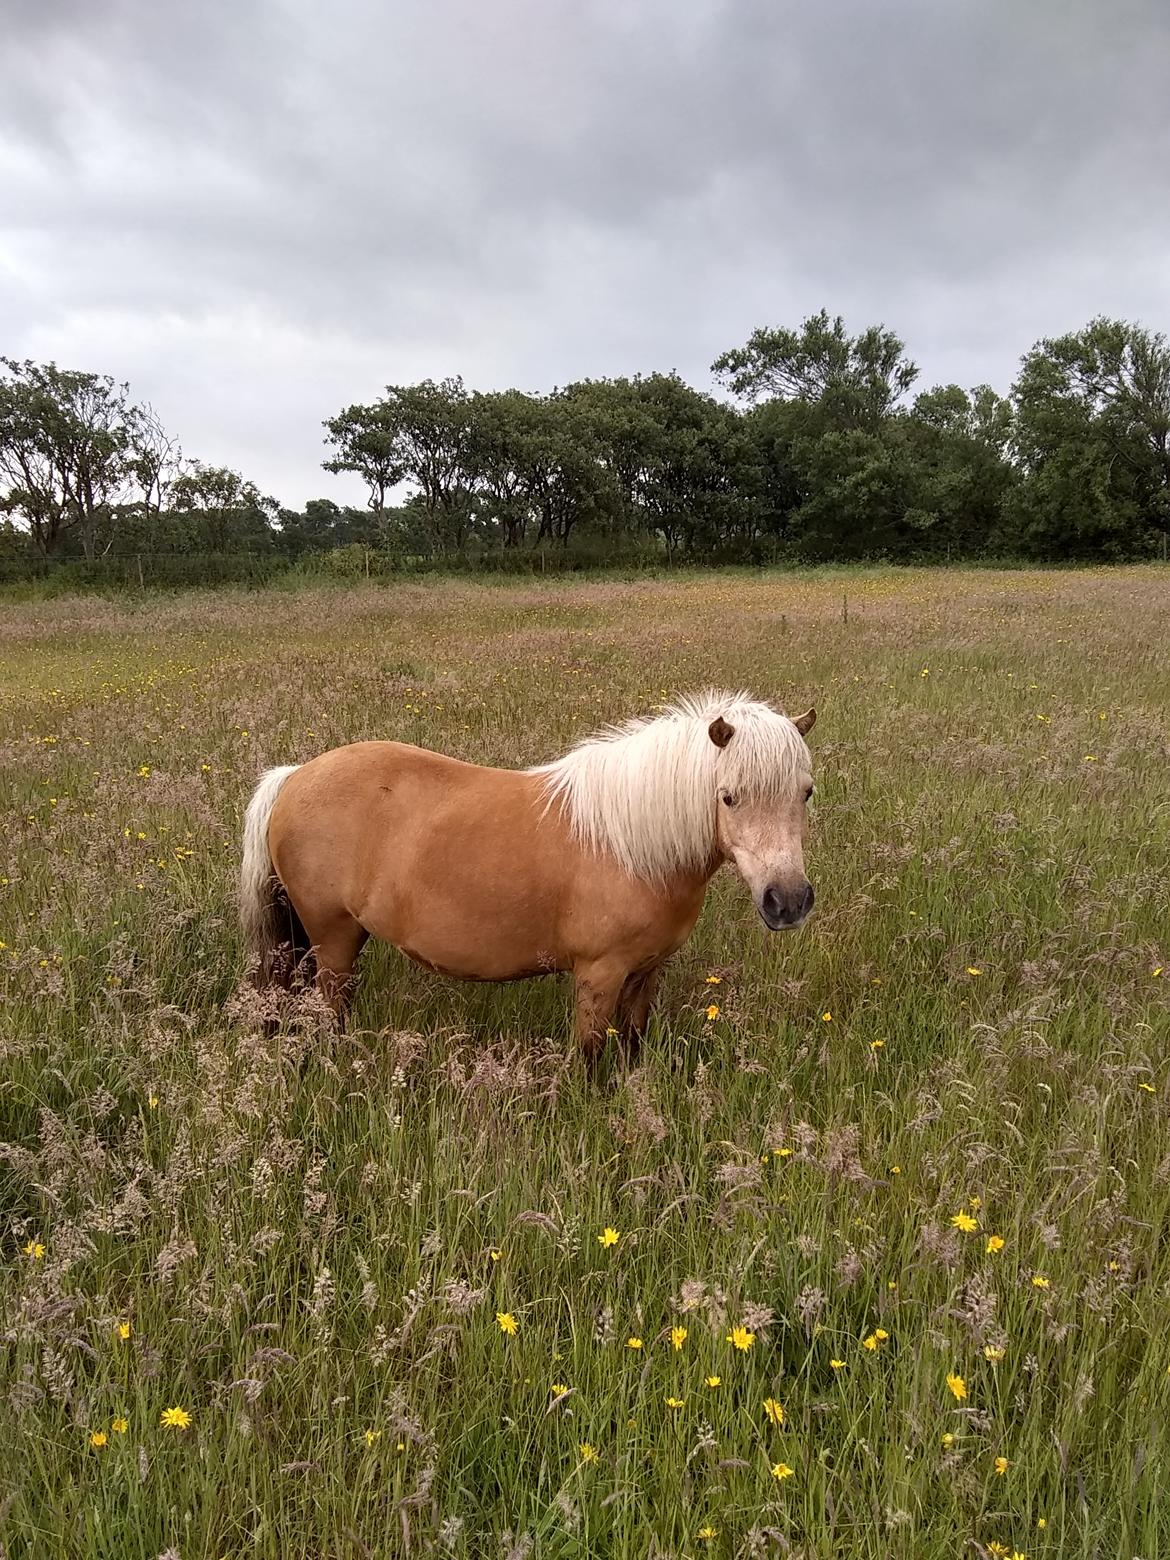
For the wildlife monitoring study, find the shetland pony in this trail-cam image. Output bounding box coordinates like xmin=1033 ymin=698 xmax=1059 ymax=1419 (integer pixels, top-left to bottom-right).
xmin=240 ymin=692 xmax=816 ymax=1063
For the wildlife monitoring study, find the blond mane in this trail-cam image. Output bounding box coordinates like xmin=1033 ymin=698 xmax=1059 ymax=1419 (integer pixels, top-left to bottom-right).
xmin=533 ymin=690 xmax=811 ymax=884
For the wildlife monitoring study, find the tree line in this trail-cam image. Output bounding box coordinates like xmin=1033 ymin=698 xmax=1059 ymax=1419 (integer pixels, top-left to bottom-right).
xmin=2 ymin=311 xmax=1168 ymax=575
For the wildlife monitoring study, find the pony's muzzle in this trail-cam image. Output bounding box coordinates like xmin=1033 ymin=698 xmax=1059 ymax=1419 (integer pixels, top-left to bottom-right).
xmin=759 ymin=881 xmax=814 ymax=930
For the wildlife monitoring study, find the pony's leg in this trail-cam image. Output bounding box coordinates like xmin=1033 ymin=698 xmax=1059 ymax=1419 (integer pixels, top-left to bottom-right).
xmin=617 ymin=964 xmax=663 ymax=1064
xmin=573 ymin=958 xmax=630 ymax=1070
xmin=303 ymin=913 xmax=368 ymax=1028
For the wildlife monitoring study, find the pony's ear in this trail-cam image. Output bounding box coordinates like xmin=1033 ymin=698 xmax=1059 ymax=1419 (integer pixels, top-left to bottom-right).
xmin=708 ymin=716 xmax=735 ymax=749
xmin=791 ymin=707 xmax=817 ymax=736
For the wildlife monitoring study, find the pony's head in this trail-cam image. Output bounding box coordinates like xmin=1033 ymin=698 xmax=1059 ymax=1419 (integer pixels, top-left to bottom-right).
xmin=707 ymin=702 xmax=816 ymax=930
xmin=537 ymin=691 xmax=817 ymax=928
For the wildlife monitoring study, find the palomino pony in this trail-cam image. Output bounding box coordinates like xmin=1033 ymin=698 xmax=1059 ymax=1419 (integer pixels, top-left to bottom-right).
xmin=239 ymin=692 xmax=816 ymax=1063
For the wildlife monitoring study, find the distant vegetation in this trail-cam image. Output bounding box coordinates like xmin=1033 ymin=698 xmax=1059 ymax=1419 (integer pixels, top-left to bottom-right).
xmin=2 ymin=310 xmax=1168 ymax=582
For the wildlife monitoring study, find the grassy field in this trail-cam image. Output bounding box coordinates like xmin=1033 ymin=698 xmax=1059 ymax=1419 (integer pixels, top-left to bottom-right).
xmin=1 ymin=567 xmax=1168 ymax=1560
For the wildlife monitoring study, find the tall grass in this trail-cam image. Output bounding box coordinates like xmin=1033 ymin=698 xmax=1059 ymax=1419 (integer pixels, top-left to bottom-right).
xmin=1 ymin=567 xmax=1167 ymax=1559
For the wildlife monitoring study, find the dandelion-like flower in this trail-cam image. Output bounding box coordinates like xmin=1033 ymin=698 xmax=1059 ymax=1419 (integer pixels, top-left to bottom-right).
xmin=821 ymin=1011 xmax=832 ymax=1022
xmin=626 ymin=1337 xmax=643 ymax=1350
xmin=829 ymin=1358 xmax=846 ymax=1370
xmin=705 ymin=1004 xmax=720 ymax=1021
xmin=727 ymin=1325 xmax=755 ymax=1352
xmin=698 ymin=1526 xmax=718 ymax=1542
xmin=665 ymin=1396 xmax=685 ymax=1410
xmin=951 ymin=1211 xmax=978 ymax=1233
xmin=704 ymin=1375 xmax=722 ymax=1388
xmin=946 ymin=1373 xmax=966 ymax=1401
xmin=1031 ymin=1274 xmax=1050 ymax=1289
xmin=112 ymin=1417 xmax=128 ymax=1435
xmin=364 ymin=1428 xmax=381 ymax=1447
xmin=89 ymin=1431 xmax=108 ymax=1449
xmin=579 ymin=1442 xmax=598 ymax=1463
xmin=551 ymin=1382 xmax=569 ymax=1396
xmin=671 ymin=1326 xmax=687 ymax=1351
xmin=116 ymin=1321 xmax=131 ymax=1341
xmin=771 ymin=1462 xmax=795 ymax=1480
xmin=762 ymin=1397 xmax=784 ymax=1426
xmin=160 ymin=1406 xmax=191 ymax=1430
xmin=23 ymin=1241 xmax=45 ymax=1260
xmin=704 ymin=975 xmax=722 ymax=985
xmin=983 ymin=1345 xmax=1005 ymax=1362
xmin=598 ymin=1227 xmax=620 ymax=1248
xmin=994 ymin=1455 xmax=1009 ymax=1476
xmin=496 ymin=1311 xmax=519 ymax=1335
xmin=986 ymin=1234 xmax=1005 ymax=1254
xmin=941 ymin=1432 xmax=955 ymax=1447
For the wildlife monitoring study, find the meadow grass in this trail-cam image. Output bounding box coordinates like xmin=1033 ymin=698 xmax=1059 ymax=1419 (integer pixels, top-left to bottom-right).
xmin=1 ymin=566 xmax=1168 ymax=1560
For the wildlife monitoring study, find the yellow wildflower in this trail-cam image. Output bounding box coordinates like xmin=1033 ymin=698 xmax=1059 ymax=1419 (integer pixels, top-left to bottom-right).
xmin=496 ymin=1311 xmax=519 ymax=1335
xmin=489 ymin=1248 xmax=502 ymax=1262
xmin=704 ymin=1375 xmax=722 ymax=1388
xmin=994 ymin=1455 xmax=1009 ymax=1475
xmin=966 ymin=966 xmax=983 ymax=976
xmin=671 ymin=1326 xmax=687 ymax=1351
xmin=762 ymin=1397 xmax=784 ymax=1426
xmin=112 ymin=1417 xmax=128 ymax=1434
xmin=951 ymin=1211 xmax=978 ymax=1233
xmin=941 ymin=1431 xmax=955 ymax=1447
xmin=704 ymin=974 xmax=722 ymax=985
xmin=665 ymin=1396 xmax=685 ymax=1409
xmin=870 ymin=1038 xmax=884 ymax=1050
xmin=626 ymin=1337 xmax=643 ymax=1350
xmin=160 ymin=1406 xmax=191 ymax=1430
xmin=986 ymin=1234 xmax=1005 ymax=1254
xmin=1031 ymin=1274 xmax=1050 ymax=1289
xmin=829 ymin=1358 xmax=846 ymax=1370
xmin=89 ymin=1431 xmax=108 ymax=1448
xmin=23 ymin=1241 xmax=45 ymax=1260
xmin=946 ymin=1373 xmax=966 ymax=1401
xmin=598 ymin=1227 xmax=620 ymax=1248
xmin=117 ymin=1321 xmax=131 ymax=1341
xmin=727 ymin=1324 xmax=755 ymax=1352
xmin=983 ymin=1345 xmax=1005 ymax=1361
xmin=698 ymin=1526 xmax=718 ymax=1542
xmin=862 ymin=1333 xmax=879 ymax=1351
xmin=364 ymin=1428 xmax=381 ymax=1446
xmin=821 ymin=1011 xmax=832 ymax=1022
xmin=771 ymin=1461 xmax=795 ymax=1480
xmin=705 ymin=1004 xmax=720 ymax=1021
xmin=551 ymin=1382 xmax=569 ymax=1396
xmin=1138 ymin=1082 xmax=1155 ymax=1094
xmin=578 ymin=1441 xmax=598 ymax=1463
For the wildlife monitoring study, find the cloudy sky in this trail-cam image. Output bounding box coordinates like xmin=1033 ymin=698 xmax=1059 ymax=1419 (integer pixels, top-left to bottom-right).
xmin=3 ymin=0 xmax=1168 ymax=507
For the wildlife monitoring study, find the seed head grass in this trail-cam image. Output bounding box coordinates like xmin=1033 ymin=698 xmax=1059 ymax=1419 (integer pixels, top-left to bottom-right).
xmin=0 ymin=566 xmax=1167 ymax=1557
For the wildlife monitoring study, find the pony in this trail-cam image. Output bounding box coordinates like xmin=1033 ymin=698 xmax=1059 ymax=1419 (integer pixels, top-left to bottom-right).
xmin=239 ymin=691 xmax=816 ymax=1063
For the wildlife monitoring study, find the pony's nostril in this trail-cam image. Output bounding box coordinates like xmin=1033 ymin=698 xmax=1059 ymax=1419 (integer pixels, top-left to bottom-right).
xmin=762 ymin=887 xmax=784 ymax=921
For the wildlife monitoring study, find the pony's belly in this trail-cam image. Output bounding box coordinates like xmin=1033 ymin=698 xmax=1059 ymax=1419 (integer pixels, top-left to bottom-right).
xmin=398 ymin=940 xmax=565 ymax=983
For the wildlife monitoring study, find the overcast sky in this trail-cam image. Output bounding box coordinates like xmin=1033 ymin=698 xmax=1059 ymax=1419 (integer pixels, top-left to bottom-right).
xmin=3 ymin=0 xmax=1169 ymax=507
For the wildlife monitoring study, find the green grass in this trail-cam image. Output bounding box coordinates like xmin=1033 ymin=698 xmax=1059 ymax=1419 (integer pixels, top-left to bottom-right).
xmin=1 ymin=566 xmax=1168 ymax=1559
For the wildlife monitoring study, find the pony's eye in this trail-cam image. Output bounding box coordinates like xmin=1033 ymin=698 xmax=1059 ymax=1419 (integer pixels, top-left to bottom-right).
xmin=720 ymin=791 xmax=736 ymax=807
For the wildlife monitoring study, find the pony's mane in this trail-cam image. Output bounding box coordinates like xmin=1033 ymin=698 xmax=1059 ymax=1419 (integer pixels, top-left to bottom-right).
xmin=532 ymin=690 xmax=811 ymax=884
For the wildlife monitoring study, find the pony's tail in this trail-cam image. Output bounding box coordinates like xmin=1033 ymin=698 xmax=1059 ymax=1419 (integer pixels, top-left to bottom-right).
xmin=240 ymin=765 xmax=302 ymax=985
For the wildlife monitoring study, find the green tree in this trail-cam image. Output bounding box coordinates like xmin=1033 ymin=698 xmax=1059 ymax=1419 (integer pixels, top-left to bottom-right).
xmin=0 ymin=359 xmax=143 ymax=557
xmin=170 ymin=464 xmax=278 ymax=553
xmin=1011 ymin=319 xmax=1170 ymax=556
xmin=713 ymin=310 xmax=918 ymax=430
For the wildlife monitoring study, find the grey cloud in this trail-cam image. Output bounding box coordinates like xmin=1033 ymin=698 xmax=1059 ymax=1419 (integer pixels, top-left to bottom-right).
xmin=2 ymin=0 xmax=1168 ymax=504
